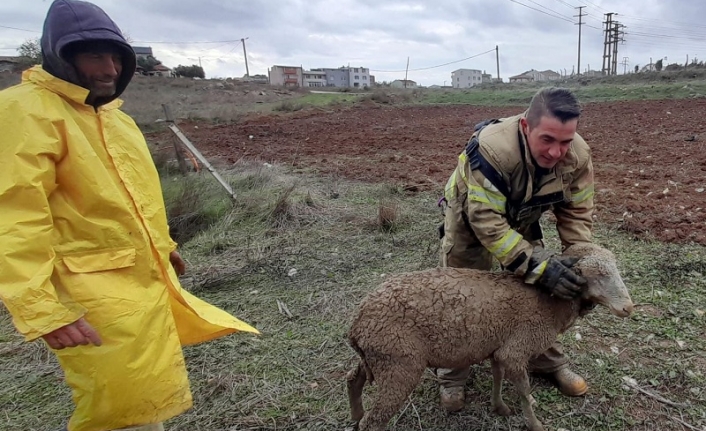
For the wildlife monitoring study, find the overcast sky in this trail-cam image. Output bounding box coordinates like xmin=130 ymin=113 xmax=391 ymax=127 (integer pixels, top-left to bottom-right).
xmin=1 ymin=0 xmax=705 ymax=85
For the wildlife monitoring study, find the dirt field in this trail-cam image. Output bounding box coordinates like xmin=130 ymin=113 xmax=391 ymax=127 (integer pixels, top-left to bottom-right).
xmin=153 ymin=98 xmax=706 ymax=245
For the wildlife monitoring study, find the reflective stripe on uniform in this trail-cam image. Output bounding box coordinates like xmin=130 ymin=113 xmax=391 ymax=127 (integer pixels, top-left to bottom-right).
xmin=468 ymin=185 xmax=506 ymax=214
xmin=571 ymin=184 xmax=594 ymax=204
xmin=488 ymin=230 xmax=522 ymax=260
xmin=444 ymin=171 xmax=458 ymax=200
xmin=524 ymin=259 xmax=548 ymax=284
xmin=458 ymin=153 xmax=472 ymax=189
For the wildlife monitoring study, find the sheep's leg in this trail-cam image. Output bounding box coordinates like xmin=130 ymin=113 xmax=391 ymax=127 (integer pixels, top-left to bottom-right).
xmin=359 ymin=360 xmax=424 ymax=431
xmin=490 ymin=359 xmax=512 ymax=416
xmin=506 ymin=368 xmax=544 ymax=431
xmin=347 ymin=361 xmax=367 ymax=422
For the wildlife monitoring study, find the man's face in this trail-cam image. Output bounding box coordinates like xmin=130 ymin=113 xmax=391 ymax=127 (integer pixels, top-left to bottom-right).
xmin=521 ymin=115 xmax=578 ymax=169
xmin=72 ymin=51 xmax=122 ymax=98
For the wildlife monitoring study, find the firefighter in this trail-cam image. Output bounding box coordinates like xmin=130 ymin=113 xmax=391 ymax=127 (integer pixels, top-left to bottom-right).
xmin=437 ymin=87 xmax=595 ymax=412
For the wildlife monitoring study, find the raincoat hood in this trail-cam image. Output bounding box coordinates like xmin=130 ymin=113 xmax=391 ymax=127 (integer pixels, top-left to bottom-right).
xmin=40 ymin=0 xmax=136 ymax=106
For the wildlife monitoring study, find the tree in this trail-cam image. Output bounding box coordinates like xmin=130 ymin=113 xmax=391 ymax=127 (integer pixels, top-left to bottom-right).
xmin=173 ymin=64 xmax=205 ymax=79
xmin=634 ymin=65 xmax=639 ymax=73
xmin=137 ymin=55 xmax=161 ymax=73
xmin=17 ymin=38 xmax=42 ymax=69
xmin=655 ymin=59 xmax=663 ymax=72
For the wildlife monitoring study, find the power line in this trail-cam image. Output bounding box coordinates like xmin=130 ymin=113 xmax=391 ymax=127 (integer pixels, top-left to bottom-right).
xmin=584 ymin=13 xmax=604 ymax=23
xmin=628 ymin=41 xmax=706 ymax=50
xmin=583 ymin=0 xmax=608 ymax=12
xmin=522 ymin=0 xmax=575 ymax=21
xmin=0 ymin=24 xmax=40 ymax=33
xmin=552 ymin=0 xmax=578 ymax=10
xmin=627 ymin=31 xmax=706 ymax=41
xmin=619 ymin=15 xmax=706 ymax=29
xmin=370 ymin=48 xmax=496 ymax=73
xmin=132 ymin=39 xmax=244 ymax=44
xmin=508 ymin=0 xmax=575 ymax=23
xmin=623 ymin=25 xmax=706 ymax=39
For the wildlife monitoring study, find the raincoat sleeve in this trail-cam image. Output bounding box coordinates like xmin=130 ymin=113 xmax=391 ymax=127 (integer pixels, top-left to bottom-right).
xmin=456 ymin=151 xmax=535 ymax=276
xmin=554 ymin=149 xmax=595 ymax=249
xmin=0 ymin=110 xmax=86 ymax=341
xmin=168 ymin=236 xmax=179 ymax=252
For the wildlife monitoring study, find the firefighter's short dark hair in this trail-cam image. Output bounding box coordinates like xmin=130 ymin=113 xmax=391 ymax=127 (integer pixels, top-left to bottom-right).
xmin=526 ymin=87 xmax=581 ymax=128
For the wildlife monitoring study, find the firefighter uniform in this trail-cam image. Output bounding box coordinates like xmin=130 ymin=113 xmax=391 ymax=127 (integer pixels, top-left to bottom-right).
xmin=438 ymin=113 xmax=594 ymax=389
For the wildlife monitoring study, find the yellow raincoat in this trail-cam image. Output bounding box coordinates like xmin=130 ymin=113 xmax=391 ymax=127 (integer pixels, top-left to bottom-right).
xmin=0 ymin=66 xmax=259 ymax=431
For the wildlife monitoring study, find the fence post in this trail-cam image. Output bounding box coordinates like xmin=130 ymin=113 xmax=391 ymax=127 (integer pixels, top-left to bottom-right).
xmin=162 ymin=104 xmax=188 ymax=175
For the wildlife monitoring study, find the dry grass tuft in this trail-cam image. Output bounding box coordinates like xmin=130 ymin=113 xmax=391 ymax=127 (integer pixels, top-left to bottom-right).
xmin=270 ymin=185 xmax=296 ymax=228
xmin=377 ymin=200 xmax=400 ymax=232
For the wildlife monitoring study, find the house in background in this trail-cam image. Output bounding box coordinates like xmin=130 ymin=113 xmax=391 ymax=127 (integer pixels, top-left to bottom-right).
xmin=271 ymin=65 xmax=372 ymax=88
xmin=268 ymin=65 xmax=303 ymax=87
xmin=451 ymin=68 xmax=482 ymax=88
xmin=303 ymin=70 xmax=327 ymax=87
xmin=481 ymin=71 xmax=494 ymax=83
xmin=312 ymin=67 xmax=349 ymax=88
xmin=509 ymin=69 xmax=562 ymax=83
xmin=309 ymin=66 xmax=371 ymax=88
xmin=390 ymin=79 xmax=417 ymax=89
xmin=152 ymin=64 xmax=172 ymax=77
xmin=347 ymin=66 xmax=370 ymax=88
xmin=132 ymin=46 xmax=153 ymax=60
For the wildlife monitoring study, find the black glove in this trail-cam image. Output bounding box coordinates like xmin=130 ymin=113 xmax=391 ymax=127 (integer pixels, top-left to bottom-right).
xmin=538 ymin=256 xmax=587 ymax=299
xmin=528 ymin=248 xmax=587 ymax=300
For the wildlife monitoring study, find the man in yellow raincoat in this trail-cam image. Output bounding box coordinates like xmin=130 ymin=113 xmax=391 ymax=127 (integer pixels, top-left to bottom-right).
xmin=0 ymin=1 xmax=259 ymax=430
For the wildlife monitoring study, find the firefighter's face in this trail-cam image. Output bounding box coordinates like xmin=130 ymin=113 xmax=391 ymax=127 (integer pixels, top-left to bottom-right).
xmin=522 ymin=115 xmax=578 ymax=169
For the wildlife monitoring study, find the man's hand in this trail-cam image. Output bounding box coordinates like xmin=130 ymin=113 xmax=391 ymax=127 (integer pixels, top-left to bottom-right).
xmin=169 ymin=250 xmax=186 ymax=276
xmin=538 ymin=256 xmax=587 ymax=300
xmin=42 ymin=318 xmax=102 ymax=350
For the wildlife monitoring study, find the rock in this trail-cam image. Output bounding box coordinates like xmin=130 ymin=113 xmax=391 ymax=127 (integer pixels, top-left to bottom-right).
xmin=288 ymin=268 xmax=298 ymax=277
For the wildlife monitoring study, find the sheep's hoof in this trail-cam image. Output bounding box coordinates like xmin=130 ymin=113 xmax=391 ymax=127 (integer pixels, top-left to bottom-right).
xmin=492 ymin=403 xmax=512 ymax=417
xmin=527 ymin=421 xmax=545 ymax=431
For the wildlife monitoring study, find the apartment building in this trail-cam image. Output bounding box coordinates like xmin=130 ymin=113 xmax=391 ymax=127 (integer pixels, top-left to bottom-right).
xmin=268 ymin=65 xmax=303 ymax=87
xmin=451 ymin=68 xmax=483 ymax=88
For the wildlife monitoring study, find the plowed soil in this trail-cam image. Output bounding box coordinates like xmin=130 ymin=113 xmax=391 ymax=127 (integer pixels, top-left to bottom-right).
xmin=156 ymin=98 xmax=706 ymax=245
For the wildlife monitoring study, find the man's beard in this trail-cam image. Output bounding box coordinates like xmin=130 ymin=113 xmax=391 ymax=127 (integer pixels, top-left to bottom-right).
xmin=88 ymin=80 xmax=117 ymax=97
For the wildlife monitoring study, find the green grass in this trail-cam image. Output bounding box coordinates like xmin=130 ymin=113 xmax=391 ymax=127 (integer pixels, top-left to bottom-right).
xmin=418 ymin=81 xmax=706 ymax=106
xmin=1 ymin=162 xmax=705 ymax=431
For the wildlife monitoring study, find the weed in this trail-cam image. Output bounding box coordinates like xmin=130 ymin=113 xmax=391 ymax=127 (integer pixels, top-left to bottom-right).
xmin=274 ymin=100 xmax=303 ymax=112
xmin=377 ymin=200 xmax=400 ymax=232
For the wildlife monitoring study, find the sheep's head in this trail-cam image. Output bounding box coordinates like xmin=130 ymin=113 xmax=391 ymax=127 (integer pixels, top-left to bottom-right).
xmin=563 ymin=243 xmax=634 ymax=318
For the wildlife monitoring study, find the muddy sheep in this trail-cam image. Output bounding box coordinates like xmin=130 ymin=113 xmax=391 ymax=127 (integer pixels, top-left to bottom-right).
xmin=346 ymin=243 xmax=634 ymax=431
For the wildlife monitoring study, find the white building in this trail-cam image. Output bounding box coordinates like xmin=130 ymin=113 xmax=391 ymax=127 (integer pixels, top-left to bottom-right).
xmin=303 ymin=70 xmax=327 ymax=87
xmin=268 ymin=65 xmax=303 ymax=87
xmin=348 ymin=66 xmax=370 ymax=88
xmin=509 ymin=69 xmax=562 ymax=83
xmin=390 ymin=79 xmax=417 ymax=89
xmin=452 ymin=68 xmax=483 ymax=88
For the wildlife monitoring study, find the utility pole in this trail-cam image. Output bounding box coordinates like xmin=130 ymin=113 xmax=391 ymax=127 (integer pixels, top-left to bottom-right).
xmin=611 ymin=22 xmax=625 ymax=75
xmin=241 ymin=37 xmax=250 ymax=77
xmin=496 ymin=45 xmax=500 ymax=81
xmin=404 ymin=56 xmax=410 ymax=88
xmin=602 ymin=12 xmax=614 ymax=75
xmin=622 ymin=56 xmax=629 ymax=74
xmin=575 ymin=6 xmax=586 ymax=76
